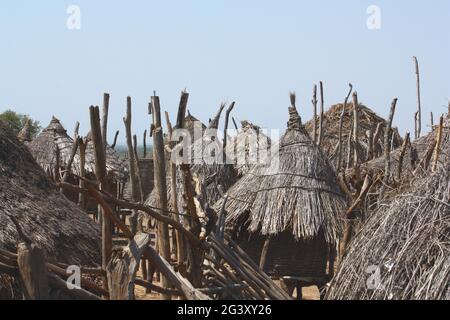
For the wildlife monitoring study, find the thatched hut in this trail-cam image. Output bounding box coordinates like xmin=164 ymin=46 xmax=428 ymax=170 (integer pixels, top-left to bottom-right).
xmin=305 ymin=103 xmax=402 ymax=170
xmin=214 ymin=98 xmax=346 ymax=294
xmin=27 ymin=117 xmax=127 ymax=182
xmin=327 ymin=157 xmax=450 ymax=300
xmin=0 ymin=120 xmax=101 ymax=299
xmin=146 ymin=109 xmax=238 ymax=213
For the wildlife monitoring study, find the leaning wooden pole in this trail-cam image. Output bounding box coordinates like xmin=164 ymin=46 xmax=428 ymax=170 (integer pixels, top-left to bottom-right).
xmin=312 ymin=84 xmax=318 ymax=144
xmin=123 ymin=97 xmax=141 ymax=234
xmin=352 ymin=91 xmax=360 ymax=167
xmin=432 ymin=115 xmax=444 ymax=172
xmin=89 ymin=105 xmax=112 ymax=283
xmin=317 ymin=81 xmax=325 ymax=146
xmin=102 ymin=93 xmax=110 ymax=149
xmin=413 ymin=56 xmax=422 ymax=139
xmin=337 ymin=84 xmax=353 ymax=171
xmin=382 ymin=98 xmax=398 ymax=187
xmin=151 ymin=94 xmax=172 ymax=300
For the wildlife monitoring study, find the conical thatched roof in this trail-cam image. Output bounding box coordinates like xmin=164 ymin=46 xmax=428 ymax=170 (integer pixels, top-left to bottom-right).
xmin=327 ymin=158 xmax=450 ymax=300
xmin=173 ymin=111 xmax=206 ymax=140
xmin=0 ymin=120 xmax=101 ymax=299
xmin=305 ymin=103 xmax=402 ymax=169
xmin=27 ymin=117 xmax=128 ymax=181
xmin=214 ymin=102 xmax=346 ymax=243
xmin=17 ymin=119 xmax=33 ymax=143
xmin=227 ymin=120 xmax=272 ymax=177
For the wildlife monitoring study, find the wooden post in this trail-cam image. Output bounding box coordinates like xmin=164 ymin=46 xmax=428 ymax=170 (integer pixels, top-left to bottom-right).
xmin=78 ymin=138 xmax=88 ymax=209
xmin=317 ymin=81 xmax=324 ymax=146
xmin=430 ymin=112 xmax=434 ymax=129
xmin=413 ymin=57 xmax=422 ymax=139
xmin=312 ymin=84 xmax=318 ymax=144
xmin=382 ymin=99 xmax=398 ymax=187
xmin=232 ymin=117 xmax=239 ymax=130
xmin=143 ymin=130 xmax=147 ymax=158
xmin=259 ymin=237 xmax=271 ymax=271
xmin=123 ymin=97 xmax=140 ymax=234
xmin=102 ymin=93 xmax=110 ymax=149
xmin=397 ymin=132 xmax=410 ymax=180
xmin=151 ymin=94 xmax=172 ymax=300
xmin=432 ymin=115 xmax=444 ymax=172
xmin=89 ymin=106 xmax=112 ymax=280
xmin=133 ymin=134 xmax=144 ymax=202
xmin=106 ymin=233 xmax=151 ymax=300
xmin=222 ymin=102 xmax=235 ymax=162
xmin=352 ymin=92 xmax=360 ymax=167
xmin=111 ymin=131 xmax=119 ymax=150
xmin=337 ymin=84 xmax=353 ymax=171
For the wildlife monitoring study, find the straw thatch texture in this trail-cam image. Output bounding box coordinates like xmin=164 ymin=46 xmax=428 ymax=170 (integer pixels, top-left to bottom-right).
xmin=227 ymin=120 xmax=272 ymax=177
xmin=349 ymin=114 xmax=450 ymax=184
xmin=215 ymin=107 xmax=346 ymax=244
xmin=327 ymin=161 xmax=450 ymax=300
xmin=305 ymin=103 xmax=402 ymax=169
xmin=0 ymin=120 xmax=101 ymax=299
xmin=27 ymin=117 xmax=128 ymax=182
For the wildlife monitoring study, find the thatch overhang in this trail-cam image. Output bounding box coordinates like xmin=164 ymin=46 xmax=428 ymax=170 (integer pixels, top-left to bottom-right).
xmin=0 ymin=120 xmax=101 ymax=299
xmin=327 ymin=157 xmax=450 ymax=300
xmin=27 ymin=117 xmax=128 ymax=182
xmin=214 ymin=105 xmax=346 ymax=244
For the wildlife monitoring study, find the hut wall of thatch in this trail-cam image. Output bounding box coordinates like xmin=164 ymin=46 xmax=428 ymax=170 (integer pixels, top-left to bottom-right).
xmin=327 ymin=161 xmax=450 ymax=300
xmin=214 ymin=102 xmax=346 ymax=282
xmin=0 ymin=120 xmax=101 ymax=299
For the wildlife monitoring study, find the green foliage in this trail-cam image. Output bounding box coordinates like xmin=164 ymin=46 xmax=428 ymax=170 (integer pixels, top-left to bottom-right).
xmin=0 ymin=109 xmax=41 ymax=138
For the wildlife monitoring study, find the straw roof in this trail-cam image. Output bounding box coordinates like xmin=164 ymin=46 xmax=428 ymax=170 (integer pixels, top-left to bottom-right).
xmin=348 ymin=114 xmax=450 ymax=184
xmin=214 ymin=103 xmax=346 ymax=243
xmin=327 ymin=159 xmax=450 ymax=300
xmin=227 ymin=120 xmax=272 ymax=177
xmin=0 ymin=120 xmax=101 ymax=299
xmin=305 ymin=103 xmax=402 ymax=169
xmin=27 ymin=117 xmax=128 ymax=181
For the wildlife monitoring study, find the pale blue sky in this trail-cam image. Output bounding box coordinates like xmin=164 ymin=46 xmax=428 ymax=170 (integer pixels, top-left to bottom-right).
xmin=0 ymin=1 xmax=449 ymax=143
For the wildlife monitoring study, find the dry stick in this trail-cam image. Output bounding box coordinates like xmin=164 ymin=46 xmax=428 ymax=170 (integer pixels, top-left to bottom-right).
xmin=151 ymin=94 xmax=172 ymax=300
xmin=102 ymin=93 xmax=110 ymax=149
xmin=430 ymin=112 xmax=434 ymax=129
xmin=111 ymin=131 xmax=119 ymax=150
xmin=47 ymin=272 xmax=102 ymax=300
xmin=133 ymin=134 xmax=144 ymax=202
xmin=89 ymin=106 xmax=112 ymax=287
xmin=382 ymin=98 xmax=398 ymax=189
xmin=143 ymin=130 xmax=147 ymax=158
xmin=59 ymin=181 xmax=201 ymax=247
xmin=367 ymin=124 xmax=374 ymax=161
xmin=123 ymin=97 xmax=140 ymax=235
xmin=413 ymin=56 xmax=422 ymax=139
xmin=397 ymin=132 xmax=411 ymax=180
xmin=62 ymin=137 xmax=80 ymax=183
xmin=231 ymin=117 xmax=239 ymax=130
xmin=372 ymin=122 xmax=384 ymax=158
xmin=259 ymin=237 xmax=271 ymax=271
xmin=164 ymin=111 xmax=185 ymax=264
xmin=346 ymin=125 xmax=354 ymax=170
xmin=337 ymin=84 xmax=353 ymax=171
xmin=222 ymin=102 xmax=235 ymax=162
xmin=73 ymin=121 xmax=80 ymax=140
xmin=432 ymin=115 xmax=444 ymax=172
xmin=78 ymin=138 xmax=88 ymax=209
xmin=352 ymin=92 xmax=360 ymax=167
xmin=317 ymin=81 xmax=325 ymax=146
xmin=312 ymin=84 xmax=318 ymax=144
